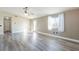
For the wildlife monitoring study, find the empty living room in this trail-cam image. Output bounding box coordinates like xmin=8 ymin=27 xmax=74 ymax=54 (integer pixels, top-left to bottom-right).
xmin=0 ymin=7 xmax=79 ymax=51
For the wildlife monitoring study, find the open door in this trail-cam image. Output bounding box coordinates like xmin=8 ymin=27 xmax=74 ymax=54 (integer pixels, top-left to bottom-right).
xmin=33 ymin=20 xmax=37 ymax=32
xmin=4 ymin=17 xmax=11 ymax=33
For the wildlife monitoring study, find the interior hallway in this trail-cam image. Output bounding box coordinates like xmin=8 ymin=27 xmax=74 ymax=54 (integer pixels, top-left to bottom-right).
xmin=0 ymin=32 xmax=79 ymax=51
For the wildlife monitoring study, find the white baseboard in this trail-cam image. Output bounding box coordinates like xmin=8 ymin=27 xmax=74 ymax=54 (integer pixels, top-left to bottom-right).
xmin=37 ymin=31 xmax=79 ymax=43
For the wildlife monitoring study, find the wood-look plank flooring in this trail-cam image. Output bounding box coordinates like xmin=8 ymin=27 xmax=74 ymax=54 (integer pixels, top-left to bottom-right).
xmin=0 ymin=32 xmax=79 ymax=51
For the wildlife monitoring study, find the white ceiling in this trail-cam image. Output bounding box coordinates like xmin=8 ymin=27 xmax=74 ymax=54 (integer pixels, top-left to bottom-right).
xmin=0 ymin=7 xmax=78 ymax=19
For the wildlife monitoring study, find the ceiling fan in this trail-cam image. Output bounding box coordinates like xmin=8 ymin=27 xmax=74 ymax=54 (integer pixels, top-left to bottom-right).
xmin=23 ymin=7 xmax=29 ymax=16
xmin=23 ymin=7 xmax=34 ymax=16
xmin=23 ymin=7 xmax=36 ymax=19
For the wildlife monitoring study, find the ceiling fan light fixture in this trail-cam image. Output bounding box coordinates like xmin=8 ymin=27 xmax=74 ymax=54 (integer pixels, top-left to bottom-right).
xmin=24 ymin=7 xmax=29 ymax=16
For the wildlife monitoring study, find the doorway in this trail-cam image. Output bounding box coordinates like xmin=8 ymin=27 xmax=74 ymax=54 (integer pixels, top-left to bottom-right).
xmin=33 ymin=20 xmax=37 ymax=31
xmin=4 ymin=17 xmax=12 ymax=33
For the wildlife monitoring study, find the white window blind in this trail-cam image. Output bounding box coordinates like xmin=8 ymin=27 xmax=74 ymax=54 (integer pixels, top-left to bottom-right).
xmin=48 ymin=13 xmax=64 ymax=33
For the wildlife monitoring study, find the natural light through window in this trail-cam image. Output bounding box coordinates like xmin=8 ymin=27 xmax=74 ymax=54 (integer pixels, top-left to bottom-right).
xmin=33 ymin=20 xmax=37 ymax=31
xmin=48 ymin=16 xmax=57 ymax=30
xmin=48 ymin=13 xmax=64 ymax=33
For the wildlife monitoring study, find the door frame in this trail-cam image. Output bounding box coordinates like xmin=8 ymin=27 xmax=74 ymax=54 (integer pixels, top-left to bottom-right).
xmin=3 ymin=16 xmax=12 ymax=33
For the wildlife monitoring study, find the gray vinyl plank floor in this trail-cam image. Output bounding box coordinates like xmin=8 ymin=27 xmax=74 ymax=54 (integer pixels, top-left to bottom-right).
xmin=0 ymin=32 xmax=79 ymax=51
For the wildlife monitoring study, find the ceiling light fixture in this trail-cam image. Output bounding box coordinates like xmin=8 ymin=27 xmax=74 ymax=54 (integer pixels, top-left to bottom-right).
xmin=24 ymin=7 xmax=28 ymax=16
xmin=23 ymin=7 xmax=36 ymax=19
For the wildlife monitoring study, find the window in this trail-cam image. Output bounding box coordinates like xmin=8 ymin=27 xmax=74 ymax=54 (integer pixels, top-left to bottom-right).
xmin=48 ymin=13 xmax=64 ymax=33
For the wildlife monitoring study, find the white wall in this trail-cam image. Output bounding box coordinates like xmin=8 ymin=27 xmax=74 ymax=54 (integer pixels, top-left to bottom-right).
xmin=12 ymin=17 xmax=30 ymax=33
xmin=0 ymin=11 xmax=30 ymax=34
